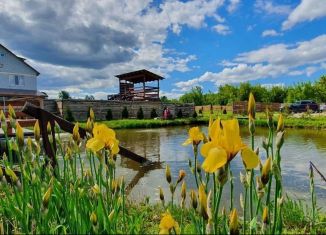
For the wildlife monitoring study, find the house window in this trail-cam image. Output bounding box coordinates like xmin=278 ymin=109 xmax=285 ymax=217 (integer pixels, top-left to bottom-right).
xmin=9 ymin=75 xmax=25 ymax=86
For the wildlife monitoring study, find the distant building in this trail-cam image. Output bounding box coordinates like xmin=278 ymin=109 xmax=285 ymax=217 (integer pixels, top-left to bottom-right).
xmin=0 ymin=44 xmax=46 ymax=107
xmin=108 ymin=69 xmax=164 ymax=101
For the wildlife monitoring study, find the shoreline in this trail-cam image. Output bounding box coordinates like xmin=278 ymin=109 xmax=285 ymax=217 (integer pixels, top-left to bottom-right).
xmin=87 ymin=115 xmax=326 ymax=130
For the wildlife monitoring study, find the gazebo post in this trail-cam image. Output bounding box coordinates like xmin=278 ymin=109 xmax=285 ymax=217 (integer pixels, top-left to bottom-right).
xmin=143 ymin=76 xmax=145 ymax=100
xmin=157 ymin=78 xmax=160 ymax=99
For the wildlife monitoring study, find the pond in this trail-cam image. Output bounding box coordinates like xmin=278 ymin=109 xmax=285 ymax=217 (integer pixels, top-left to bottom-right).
xmin=113 ymin=126 xmax=326 ymax=208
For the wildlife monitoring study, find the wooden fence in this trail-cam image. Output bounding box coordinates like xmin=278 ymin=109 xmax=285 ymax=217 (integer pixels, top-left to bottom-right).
xmin=196 ymin=102 xmax=281 ymax=115
xmin=232 ymin=101 xmax=281 ymax=114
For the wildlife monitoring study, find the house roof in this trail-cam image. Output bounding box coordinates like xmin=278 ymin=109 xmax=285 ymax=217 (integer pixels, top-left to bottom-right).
xmin=115 ymin=69 xmax=164 ymax=83
xmin=0 ymin=43 xmax=40 ymax=76
xmin=0 ymin=88 xmax=47 ymax=98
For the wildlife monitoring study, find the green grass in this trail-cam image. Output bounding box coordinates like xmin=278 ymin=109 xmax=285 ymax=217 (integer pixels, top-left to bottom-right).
xmin=83 ymin=118 xmax=208 ymax=129
xmin=123 ymin=198 xmax=326 ymax=234
xmin=80 ymin=112 xmax=326 ymax=130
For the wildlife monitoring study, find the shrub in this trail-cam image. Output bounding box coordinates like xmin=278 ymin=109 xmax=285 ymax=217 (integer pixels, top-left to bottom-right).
xmin=177 ymin=109 xmax=183 ymax=118
xmin=106 ymin=109 xmax=113 ymax=120
xmin=137 ymin=107 xmax=144 ymax=119
xmin=65 ymin=108 xmax=75 ymax=122
xmin=192 ymin=111 xmax=198 ymax=118
xmin=150 ymin=108 xmax=158 ymax=118
xmin=122 ymin=106 xmax=129 ymax=119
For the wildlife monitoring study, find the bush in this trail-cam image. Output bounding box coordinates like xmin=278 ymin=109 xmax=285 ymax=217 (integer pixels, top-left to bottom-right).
xmin=177 ymin=109 xmax=183 ymax=118
xmin=122 ymin=106 xmax=129 ymax=119
xmin=150 ymin=108 xmax=158 ymax=118
xmin=106 ymin=109 xmax=113 ymax=120
xmin=137 ymin=107 xmax=144 ymax=119
xmin=192 ymin=111 xmax=198 ymax=118
xmin=65 ymin=108 xmax=75 ymax=122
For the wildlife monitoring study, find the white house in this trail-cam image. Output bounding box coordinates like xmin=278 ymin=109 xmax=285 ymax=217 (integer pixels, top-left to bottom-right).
xmin=0 ymin=44 xmax=46 ymax=106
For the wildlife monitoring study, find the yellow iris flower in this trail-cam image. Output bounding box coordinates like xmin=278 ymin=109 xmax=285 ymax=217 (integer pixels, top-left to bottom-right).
xmin=182 ymin=126 xmax=204 ymax=146
xmin=201 ymin=119 xmax=259 ymax=173
xmin=159 ymin=211 xmax=180 ymax=234
xmin=86 ymin=124 xmax=119 ymax=155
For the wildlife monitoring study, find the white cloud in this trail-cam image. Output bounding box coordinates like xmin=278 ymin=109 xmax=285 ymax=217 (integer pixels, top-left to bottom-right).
xmin=262 ymin=29 xmax=282 ymax=37
xmin=175 ymin=34 xmax=326 ymax=90
xmin=0 ymin=0 xmax=224 ymax=96
xmin=255 ymin=0 xmax=292 ymax=15
xmin=282 ymin=0 xmax=326 ymax=30
xmin=247 ymin=24 xmax=256 ymax=31
xmin=227 ymin=0 xmax=241 ymax=13
xmin=160 ymin=90 xmax=183 ymax=99
xmin=212 ymin=24 xmax=231 ymax=35
xmin=261 ymin=83 xmax=285 ymax=88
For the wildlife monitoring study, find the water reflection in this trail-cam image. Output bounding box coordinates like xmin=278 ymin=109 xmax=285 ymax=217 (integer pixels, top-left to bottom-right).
xmin=115 ymin=126 xmax=326 ymax=208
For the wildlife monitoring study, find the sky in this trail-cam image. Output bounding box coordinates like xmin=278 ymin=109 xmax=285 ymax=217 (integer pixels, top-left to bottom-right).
xmin=1 ymin=0 xmax=326 ymax=99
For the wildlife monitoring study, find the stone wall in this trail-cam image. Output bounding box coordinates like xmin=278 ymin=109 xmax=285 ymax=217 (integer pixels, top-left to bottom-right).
xmin=44 ymin=99 xmax=195 ymax=121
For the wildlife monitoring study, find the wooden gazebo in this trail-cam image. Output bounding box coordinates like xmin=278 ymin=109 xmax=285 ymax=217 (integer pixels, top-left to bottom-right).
xmin=108 ymin=69 xmax=164 ymax=101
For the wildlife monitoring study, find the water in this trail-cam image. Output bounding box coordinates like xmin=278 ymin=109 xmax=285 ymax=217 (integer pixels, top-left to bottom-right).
xmin=113 ymin=126 xmax=326 ymax=208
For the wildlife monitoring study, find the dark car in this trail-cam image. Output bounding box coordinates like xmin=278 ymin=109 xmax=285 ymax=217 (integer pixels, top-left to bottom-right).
xmin=287 ymin=100 xmax=319 ymax=113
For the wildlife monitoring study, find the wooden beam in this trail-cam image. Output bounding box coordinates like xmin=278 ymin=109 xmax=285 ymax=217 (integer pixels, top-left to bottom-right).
xmin=21 ymin=102 xmax=149 ymax=166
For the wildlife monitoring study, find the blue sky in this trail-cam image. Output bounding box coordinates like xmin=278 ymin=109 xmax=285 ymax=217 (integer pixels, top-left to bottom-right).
xmin=1 ymin=0 xmax=326 ymax=99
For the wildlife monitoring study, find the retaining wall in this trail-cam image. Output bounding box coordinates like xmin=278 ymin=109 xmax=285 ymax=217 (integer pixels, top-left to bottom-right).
xmin=44 ymin=99 xmax=195 ymax=121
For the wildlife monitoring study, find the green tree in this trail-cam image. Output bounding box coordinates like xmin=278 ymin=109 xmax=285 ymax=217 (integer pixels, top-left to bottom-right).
xmin=268 ymin=86 xmax=288 ymax=103
xmin=216 ymin=84 xmax=239 ymax=105
xmin=106 ymin=109 xmax=113 ymax=120
xmin=238 ymin=82 xmax=252 ymax=101
xmin=179 ymin=86 xmax=204 ymax=105
xmin=315 ymin=75 xmax=326 ymax=102
xmin=137 ymin=107 xmax=144 ymax=119
xmin=85 ymin=95 xmax=95 ymax=100
xmin=58 ymin=90 xmax=71 ymax=100
xmin=122 ymin=107 xmax=129 ymax=119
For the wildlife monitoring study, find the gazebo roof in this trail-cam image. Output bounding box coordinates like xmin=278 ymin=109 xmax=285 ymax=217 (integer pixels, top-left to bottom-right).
xmin=115 ymin=69 xmax=164 ymax=83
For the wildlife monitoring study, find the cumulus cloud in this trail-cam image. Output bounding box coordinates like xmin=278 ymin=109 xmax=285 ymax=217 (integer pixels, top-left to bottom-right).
xmin=261 ymin=29 xmax=282 ymax=37
xmin=254 ymin=0 xmax=292 ymax=15
xmin=0 ymin=0 xmax=224 ymax=97
xmin=227 ymin=0 xmax=241 ymax=13
xmin=175 ymin=34 xmax=326 ymax=90
xmin=212 ymin=24 xmax=231 ymax=35
xmin=282 ymin=0 xmax=326 ymax=30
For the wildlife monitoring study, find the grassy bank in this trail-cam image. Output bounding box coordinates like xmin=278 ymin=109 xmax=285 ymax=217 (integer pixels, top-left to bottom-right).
xmin=125 ymin=200 xmax=325 ymax=234
xmin=81 ymin=113 xmax=326 ymax=129
xmin=85 ymin=118 xmax=208 ymax=129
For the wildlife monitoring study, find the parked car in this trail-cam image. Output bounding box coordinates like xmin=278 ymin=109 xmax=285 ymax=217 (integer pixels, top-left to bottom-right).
xmin=319 ymin=103 xmax=326 ymax=112
xmin=284 ymin=100 xmax=319 ymax=113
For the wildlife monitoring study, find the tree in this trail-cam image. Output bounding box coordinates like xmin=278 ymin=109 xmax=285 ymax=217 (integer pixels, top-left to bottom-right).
xmin=106 ymin=109 xmax=113 ymax=120
xmin=315 ymin=75 xmax=326 ymax=102
xmin=150 ymin=108 xmax=158 ymax=118
xmin=268 ymin=86 xmax=288 ymax=103
xmin=179 ymin=86 xmax=204 ymax=105
xmin=238 ymin=82 xmax=252 ymax=101
xmin=85 ymin=95 xmax=95 ymax=100
xmin=58 ymin=90 xmax=71 ymax=100
xmin=137 ymin=107 xmax=144 ymax=119
xmin=65 ymin=108 xmax=75 ymax=122
xmin=160 ymin=96 xmax=169 ymax=103
xmin=216 ymin=84 xmax=239 ymax=105
xmin=122 ymin=107 xmax=129 ymax=119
